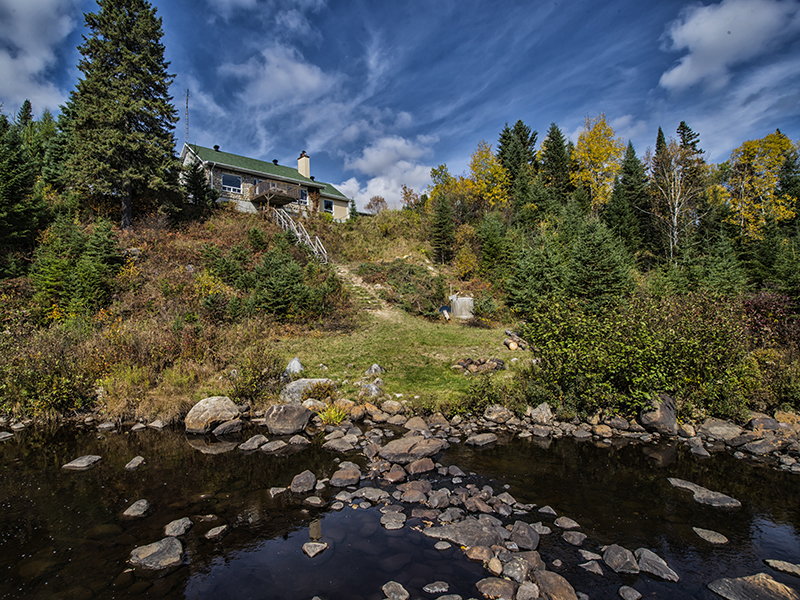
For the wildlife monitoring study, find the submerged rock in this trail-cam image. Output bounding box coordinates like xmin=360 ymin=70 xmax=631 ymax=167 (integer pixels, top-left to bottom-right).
xmin=62 ymin=455 xmax=102 ymax=471
xmin=707 ymin=572 xmax=800 ymax=600
xmin=668 ymin=478 xmax=741 ymax=509
xmin=129 ymin=537 xmax=183 ymax=569
xmin=693 ymin=527 xmax=729 ymax=544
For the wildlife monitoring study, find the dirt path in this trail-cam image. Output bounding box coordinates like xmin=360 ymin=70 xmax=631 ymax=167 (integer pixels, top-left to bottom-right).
xmin=335 ymin=265 xmax=402 ymax=323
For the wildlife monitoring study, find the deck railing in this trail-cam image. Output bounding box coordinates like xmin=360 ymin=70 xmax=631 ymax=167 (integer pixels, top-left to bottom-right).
xmin=250 ymin=179 xmax=303 ymax=203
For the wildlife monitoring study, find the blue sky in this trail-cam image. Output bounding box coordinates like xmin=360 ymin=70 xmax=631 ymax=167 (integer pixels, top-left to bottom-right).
xmin=1 ymin=0 xmax=800 ymax=208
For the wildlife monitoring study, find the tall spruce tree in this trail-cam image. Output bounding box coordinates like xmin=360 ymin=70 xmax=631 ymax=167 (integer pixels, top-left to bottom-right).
xmin=431 ymin=192 xmax=455 ymax=263
xmin=539 ymin=123 xmax=571 ymax=205
xmin=67 ymin=0 xmax=179 ymax=229
xmin=603 ymin=142 xmax=646 ymax=259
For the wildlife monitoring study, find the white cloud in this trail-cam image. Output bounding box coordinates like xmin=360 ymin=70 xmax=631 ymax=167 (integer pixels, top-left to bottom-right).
xmin=221 ymin=44 xmax=338 ymax=107
xmin=659 ymin=0 xmax=800 ymax=91
xmin=341 ymin=135 xmax=436 ymax=208
xmin=0 ymin=0 xmax=79 ymax=111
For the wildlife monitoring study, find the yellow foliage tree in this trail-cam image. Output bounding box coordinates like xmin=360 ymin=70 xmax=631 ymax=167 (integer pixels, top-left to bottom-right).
xmin=726 ymin=131 xmax=797 ymax=240
xmin=468 ymin=140 xmax=509 ymax=215
xmin=571 ymin=113 xmax=624 ymax=211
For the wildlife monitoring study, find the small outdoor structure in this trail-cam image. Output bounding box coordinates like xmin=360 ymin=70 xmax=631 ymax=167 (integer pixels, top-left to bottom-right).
xmin=448 ymin=294 xmax=474 ymax=320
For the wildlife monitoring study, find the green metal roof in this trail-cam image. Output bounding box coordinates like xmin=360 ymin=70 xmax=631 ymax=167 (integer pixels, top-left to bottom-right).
xmin=186 ymin=144 xmax=348 ymax=199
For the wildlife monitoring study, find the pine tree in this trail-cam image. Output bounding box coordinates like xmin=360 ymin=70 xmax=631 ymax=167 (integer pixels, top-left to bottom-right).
xmin=0 ymin=114 xmax=42 ymax=276
xmin=182 ymin=159 xmax=219 ymax=219
xmin=431 ymin=192 xmax=455 ymax=263
xmin=565 ymin=218 xmax=633 ymax=312
xmin=349 ymin=198 xmax=358 ymax=221
xmin=603 ymin=142 xmax=646 ymax=258
xmin=540 ymin=123 xmax=571 ymax=204
xmin=42 ymin=95 xmax=77 ymax=191
xmin=67 ymin=0 xmax=179 ymax=229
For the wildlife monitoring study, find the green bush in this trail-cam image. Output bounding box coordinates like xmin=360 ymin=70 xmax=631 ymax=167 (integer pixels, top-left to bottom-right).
xmin=229 ymin=343 xmax=283 ymax=405
xmin=357 ymin=259 xmax=445 ymax=317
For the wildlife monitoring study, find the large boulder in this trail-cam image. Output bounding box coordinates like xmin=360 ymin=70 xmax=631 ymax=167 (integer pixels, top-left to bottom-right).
xmin=424 ymin=518 xmax=505 ymax=547
xmin=527 ymin=403 xmax=554 ymax=426
xmin=484 ymin=404 xmax=514 ymax=423
xmin=707 ymin=573 xmax=800 ymax=600
xmin=533 ymin=571 xmax=579 ymax=600
xmin=639 ymin=393 xmax=678 ymax=435
xmin=476 ymin=577 xmax=518 ymax=600
xmin=185 ymin=396 xmax=240 ymax=434
xmin=379 ymin=435 xmax=445 ymax=464
xmin=264 ymin=404 xmax=312 ymax=435
xmin=279 ymin=378 xmax=335 ymax=404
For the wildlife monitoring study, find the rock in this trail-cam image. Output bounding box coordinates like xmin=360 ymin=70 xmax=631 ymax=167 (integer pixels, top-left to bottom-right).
xmin=123 ymin=499 xmax=150 ymax=518
xmin=743 ymin=438 xmax=783 ymax=456
xmin=128 ymin=537 xmax=183 ymax=569
xmin=635 ymin=548 xmax=679 ymax=581
xmin=563 ymin=532 xmax=587 ymax=546
xmin=264 ymin=404 xmax=312 ymax=435
xmin=434 ymin=541 xmax=451 ymax=550
xmin=554 ymin=516 xmax=579 ymax=529
xmin=593 ymin=424 xmax=613 ymax=438
xmin=330 ymin=467 xmax=360 ymax=487
xmin=304 ymin=496 xmax=325 ymax=507
xmin=285 ymin=357 xmax=304 ymax=377
xmin=366 ymin=363 xmax=386 ymax=376
xmin=382 ymin=581 xmax=409 ymax=600
xmin=764 ymin=559 xmax=800 ymax=578
xmin=185 ymin=396 xmax=239 ymax=434
xmin=322 ymin=438 xmax=356 ymax=453
xmin=503 ymin=557 xmax=531 ymax=583
xmin=302 ymin=542 xmax=328 ymax=557
xmin=465 ymin=546 xmax=493 ymax=562
xmin=532 ymin=425 xmax=551 ymax=437
xmin=381 ymin=512 xmax=406 ymax=530
xmin=678 ymin=422 xmax=696 ymax=438
xmin=291 ymin=470 xmax=317 ymax=494
xmin=606 ymin=416 xmax=630 ymax=430
xmin=125 ymin=456 xmax=145 ymax=470
xmin=424 ymin=519 xmax=504 ymax=547
xmin=97 ymin=421 xmax=115 ymax=431
xmin=484 ymin=404 xmax=514 ymax=423
xmin=603 ymin=544 xmax=639 ymax=574
xmin=404 ymin=416 xmax=430 ymax=431
xmin=475 ymin=577 xmax=518 ymax=600
xmin=579 ymin=560 xmax=603 ymax=575
xmin=379 ymin=435 xmax=445 ymax=464
xmin=748 ymin=416 xmax=780 ymax=430
xmin=212 ymin=419 xmax=243 ymax=436
xmin=667 ymin=478 xmax=741 ymax=508
xmin=528 ymin=403 xmax=554 ymax=425
xmin=539 ymin=505 xmax=557 ymax=516
xmin=517 ymin=582 xmax=541 ymax=600
xmin=261 ymin=440 xmax=287 ymax=453
xmin=519 ymin=550 xmax=546 ymax=572
xmin=693 ymin=527 xmax=729 ymax=544
xmin=205 ymin=525 xmax=229 ymax=540
xmin=688 ymin=436 xmax=711 ymax=457
xmin=279 ymin=378 xmax=335 ymax=404
xmin=148 ymin=419 xmax=165 ymax=430
xmin=360 ymin=383 xmax=382 ymax=399
xmin=618 ymin=586 xmax=642 ymax=600
xmin=533 ymin=570 xmax=579 ymax=600
xmin=697 ymin=419 xmax=743 ymax=441
xmin=408 ymin=457 xmax=435 ymax=474
xmin=511 ymin=520 xmax=540 ymax=550
xmin=423 ymin=581 xmax=450 ymax=594
xmin=62 ymin=455 xmax=102 ymax=471
xmin=465 ymin=433 xmax=498 ymax=447
xmin=164 ymin=517 xmax=193 ymax=537
xmin=708 ymin=573 xmax=800 ymax=600
xmin=775 ymin=410 xmax=800 ymax=424
xmin=0 ymin=432 xmax=13 ymax=442
xmin=239 ymin=434 xmax=268 ymax=451
xmin=381 ymin=400 xmax=403 ymax=415
xmin=572 ymin=430 xmax=592 ymax=440
xmin=639 ymin=393 xmax=678 ymax=435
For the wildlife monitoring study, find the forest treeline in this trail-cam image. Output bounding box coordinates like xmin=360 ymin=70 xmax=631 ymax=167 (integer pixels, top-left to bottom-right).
xmin=1 ymin=0 xmax=799 ymax=422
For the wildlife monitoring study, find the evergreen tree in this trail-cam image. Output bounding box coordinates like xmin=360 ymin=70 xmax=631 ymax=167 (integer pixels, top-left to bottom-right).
xmin=565 ymin=218 xmax=634 ymax=312
xmin=15 ymin=100 xmax=33 ymax=129
xmin=497 ymin=119 xmax=537 ymax=184
xmin=349 ymin=198 xmax=358 ymax=221
xmin=67 ymin=0 xmax=179 ymax=229
xmin=42 ymin=95 xmax=77 ymax=191
xmin=539 ymin=123 xmax=571 ymax=204
xmin=603 ymin=142 xmax=646 ymax=259
xmin=506 ymin=231 xmax=567 ymax=316
xmin=431 ymin=192 xmax=455 ymax=263
xmin=182 ymin=159 xmax=219 ymax=219
xmin=0 ymin=114 xmax=42 ymax=277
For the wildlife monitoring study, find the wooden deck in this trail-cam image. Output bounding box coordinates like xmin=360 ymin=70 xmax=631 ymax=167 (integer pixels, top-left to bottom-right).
xmin=250 ymin=179 xmax=303 ymax=206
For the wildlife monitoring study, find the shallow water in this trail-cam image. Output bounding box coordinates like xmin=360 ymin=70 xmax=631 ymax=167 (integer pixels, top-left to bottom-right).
xmin=1 ymin=423 xmax=798 ymax=599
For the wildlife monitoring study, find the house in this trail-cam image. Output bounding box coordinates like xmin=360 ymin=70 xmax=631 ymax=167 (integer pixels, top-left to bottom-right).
xmin=179 ymin=143 xmax=351 ymax=221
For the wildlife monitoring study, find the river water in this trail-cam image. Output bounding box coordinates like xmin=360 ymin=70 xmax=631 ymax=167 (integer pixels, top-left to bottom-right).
xmin=1 ymin=423 xmax=799 ymax=599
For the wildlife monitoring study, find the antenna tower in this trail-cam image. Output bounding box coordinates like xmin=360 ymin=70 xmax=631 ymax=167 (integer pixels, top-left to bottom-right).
xmin=185 ymin=89 xmax=190 ymax=142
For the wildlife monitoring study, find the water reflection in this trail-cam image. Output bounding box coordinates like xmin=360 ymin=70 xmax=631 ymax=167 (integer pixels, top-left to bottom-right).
xmin=0 ymin=424 xmax=799 ymax=599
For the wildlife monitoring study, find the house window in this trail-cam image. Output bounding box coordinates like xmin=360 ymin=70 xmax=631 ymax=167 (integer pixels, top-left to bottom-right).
xmin=299 ymin=189 xmax=308 ymax=205
xmin=323 ymin=199 xmax=334 ymax=214
xmin=221 ymin=174 xmax=242 ymax=193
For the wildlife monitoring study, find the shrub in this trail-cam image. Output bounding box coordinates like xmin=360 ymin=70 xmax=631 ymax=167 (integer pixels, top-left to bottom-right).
xmin=356 ymin=259 xmax=445 ymax=317
xmin=229 ymin=343 xmax=283 ymax=405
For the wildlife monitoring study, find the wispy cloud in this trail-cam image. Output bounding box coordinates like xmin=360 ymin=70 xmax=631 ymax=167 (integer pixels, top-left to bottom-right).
xmin=0 ymin=0 xmax=80 ymax=112
xmin=659 ymin=0 xmax=800 ymax=92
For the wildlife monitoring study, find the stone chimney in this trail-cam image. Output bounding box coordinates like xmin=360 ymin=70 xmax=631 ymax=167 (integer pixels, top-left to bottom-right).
xmin=298 ymin=150 xmax=310 ymax=178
